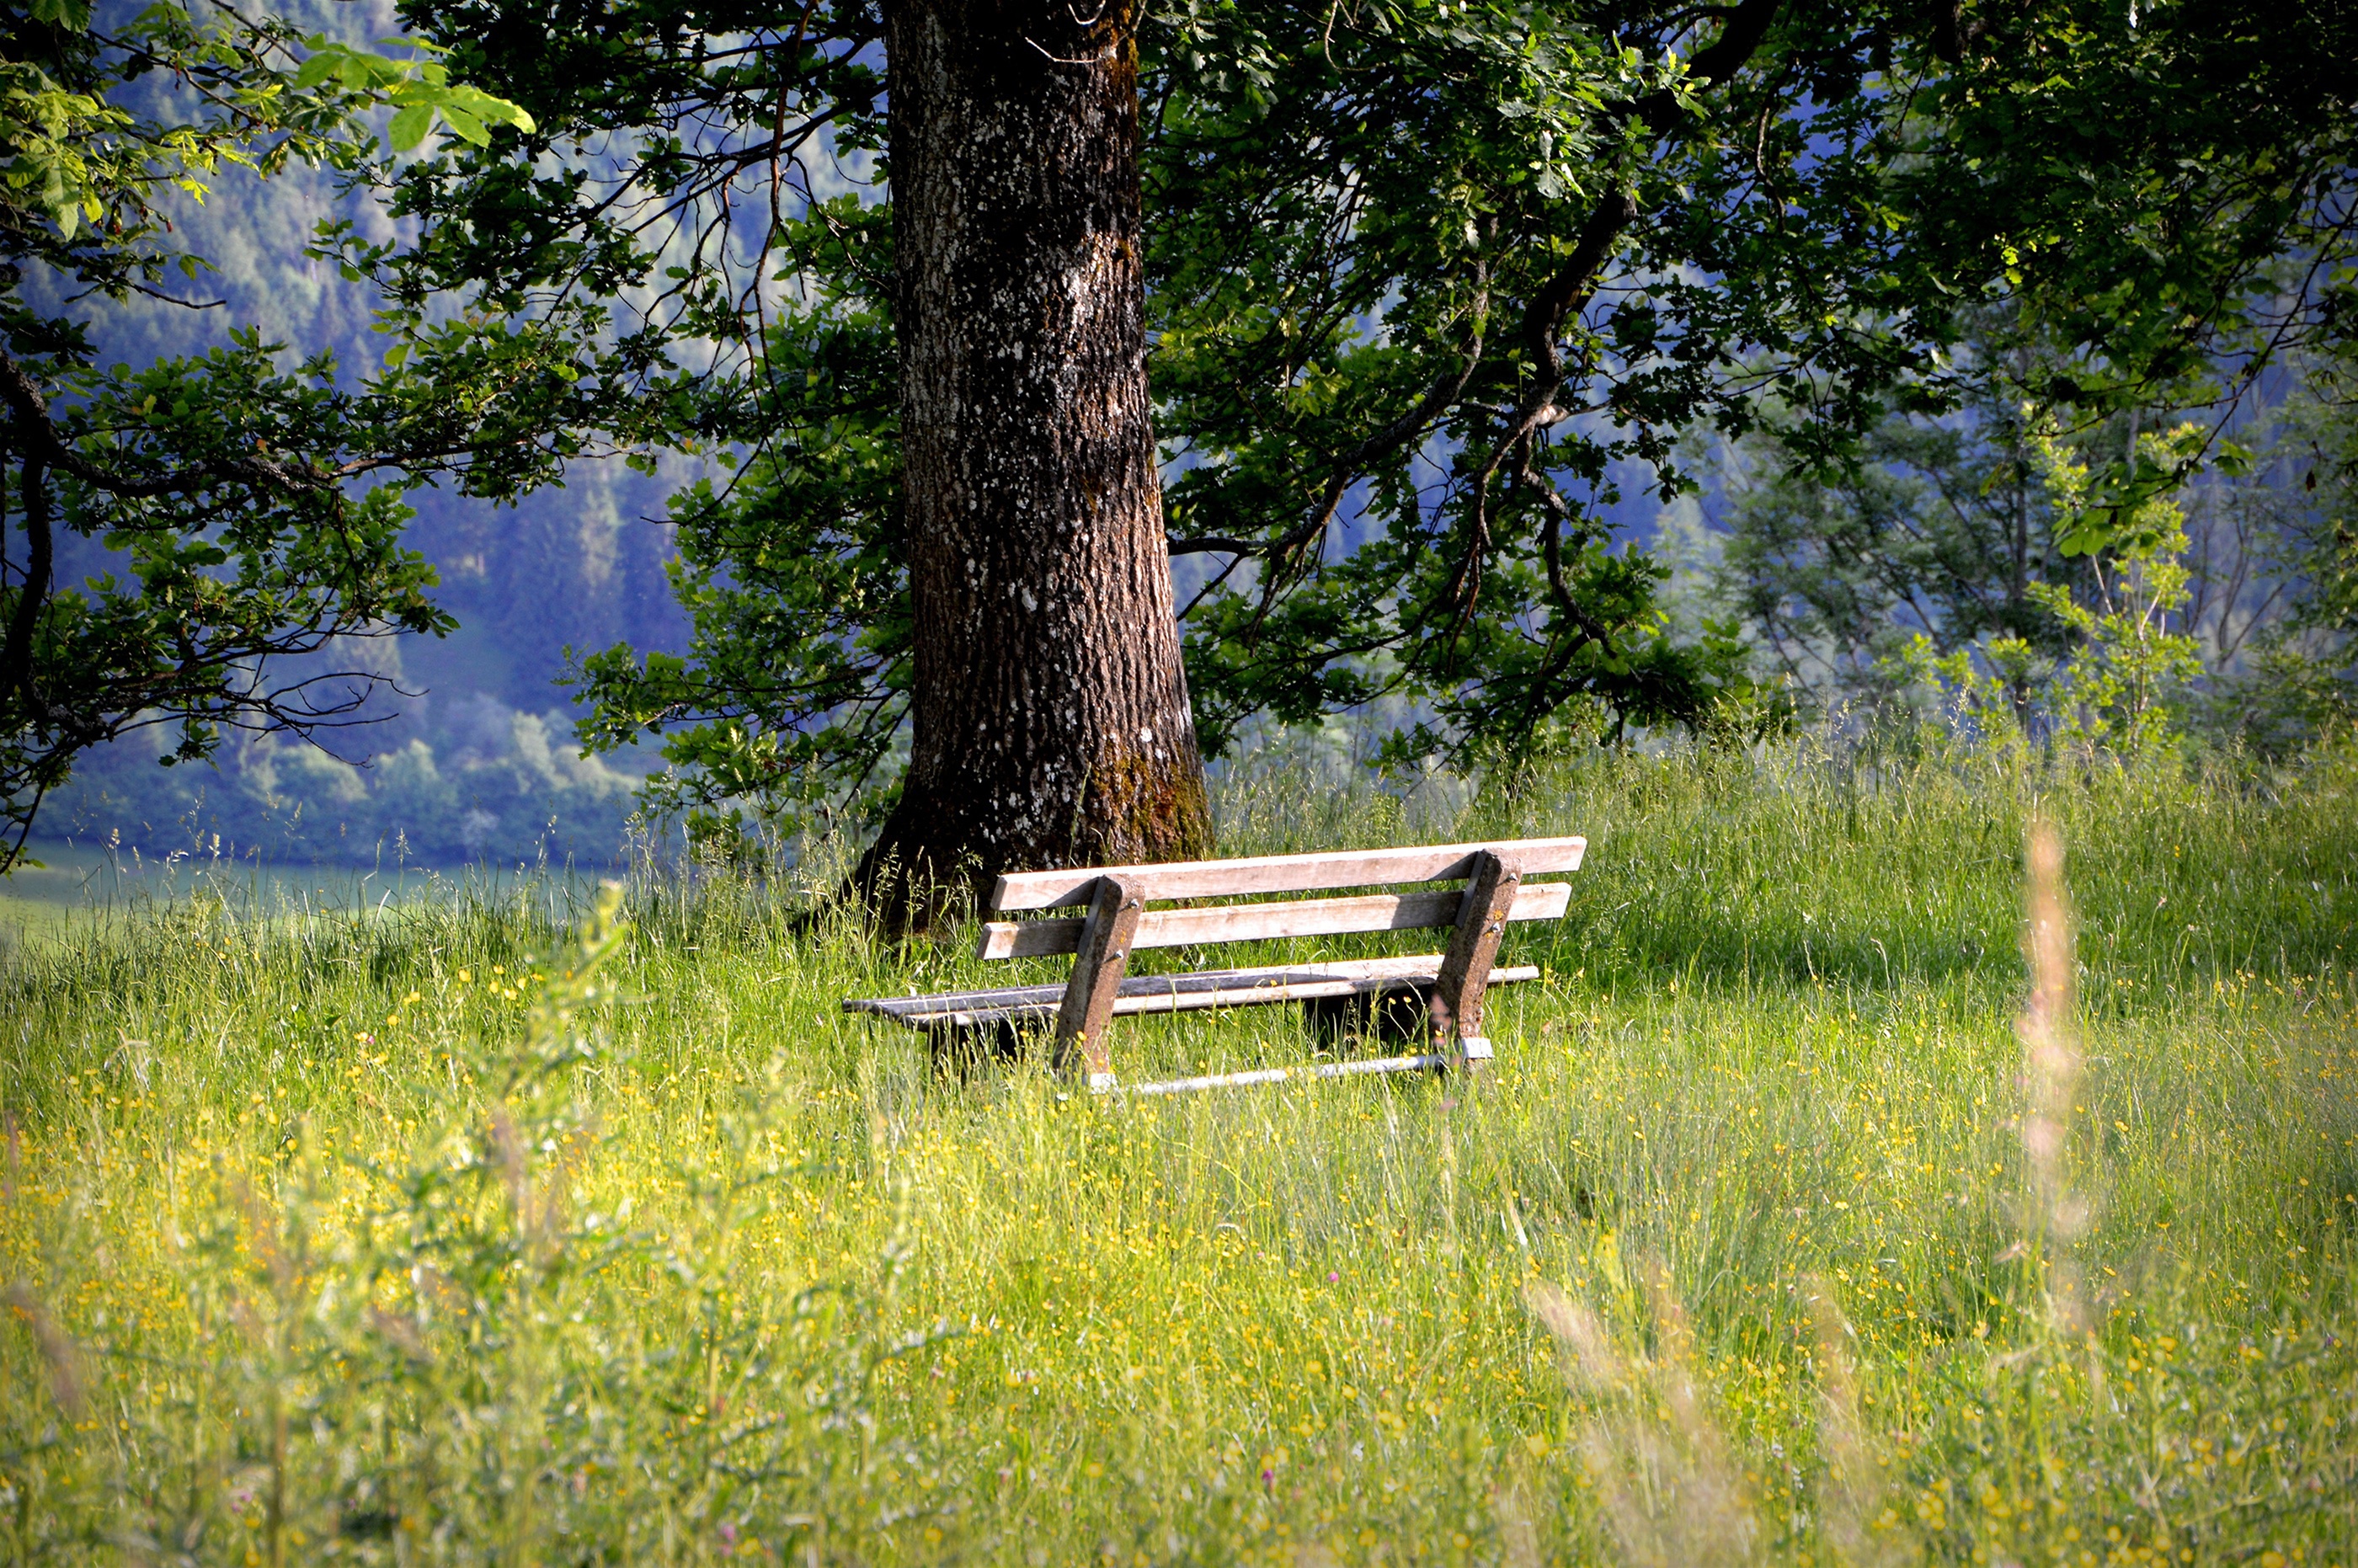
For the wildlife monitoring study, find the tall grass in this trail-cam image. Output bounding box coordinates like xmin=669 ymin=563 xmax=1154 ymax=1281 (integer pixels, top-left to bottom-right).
xmin=1 ymin=737 xmax=2351 ymax=1565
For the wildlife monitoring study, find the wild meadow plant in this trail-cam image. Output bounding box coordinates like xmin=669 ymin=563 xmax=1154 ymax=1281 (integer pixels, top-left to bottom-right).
xmin=1 ymin=735 xmax=2352 ymax=1564
xmin=0 ymin=885 xmax=945 ymax=1562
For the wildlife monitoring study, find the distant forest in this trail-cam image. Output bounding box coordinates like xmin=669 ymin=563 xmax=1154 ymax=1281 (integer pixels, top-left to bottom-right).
xmin=27 ymin=0 xmax=691 ymax=868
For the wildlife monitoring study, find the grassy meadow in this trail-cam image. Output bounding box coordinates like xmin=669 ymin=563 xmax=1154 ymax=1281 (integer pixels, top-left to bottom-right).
xmin=1 ymin=739 xmax=2352 ymax=1565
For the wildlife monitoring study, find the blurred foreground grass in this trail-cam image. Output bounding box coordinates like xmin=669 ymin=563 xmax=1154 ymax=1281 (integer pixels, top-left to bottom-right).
xmin=1 ymin=739 xmax=2352 ymax=1565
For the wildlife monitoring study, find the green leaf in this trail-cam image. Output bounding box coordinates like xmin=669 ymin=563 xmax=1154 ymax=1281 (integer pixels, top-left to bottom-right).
xmin=439 ymin=104 xmax=488 ymax=147
xmin=388 ymin=103 xmax=433 ymax=152
xmin=29 ymin=0 xmax=90 ymax=30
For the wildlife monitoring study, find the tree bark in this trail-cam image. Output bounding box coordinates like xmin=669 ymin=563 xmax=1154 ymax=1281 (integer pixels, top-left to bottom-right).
xmin=860 ymin=0 xmax=1211 ymax=924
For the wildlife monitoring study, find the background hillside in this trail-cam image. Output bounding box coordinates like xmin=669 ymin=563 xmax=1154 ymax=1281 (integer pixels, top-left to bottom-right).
xmin=24 ymin=0 xmax=693 ymax=871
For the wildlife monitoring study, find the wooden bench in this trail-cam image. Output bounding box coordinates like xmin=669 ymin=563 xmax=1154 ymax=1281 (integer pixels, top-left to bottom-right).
xmin=843 ymin=836 xmax=1586 ymax=1093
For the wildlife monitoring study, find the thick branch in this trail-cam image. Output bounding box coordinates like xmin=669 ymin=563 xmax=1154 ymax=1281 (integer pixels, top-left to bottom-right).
xmin=1187 ymin=262 xmax=1493 ymax=575
xmin=1454 ymin=0 xmax=1784 ymax=653
xmin=0 ymin=349 xmax=333 ymax=500
xmin=1518 ymin=0 xmax=1784 ymax=383
xmin=1927 ymin=2 xmax=1987 ymax=66
xmin=1523 ymin=460 xmax=1614 ymax=647
xmin=1518 ymin=191 xmax=1640 ymax=388
xmin=1660 ymin=0 xmax=1785 ymax=100
xmin=1 ymin=451 xmax=48 ymax=707
xmin=1167 ymin=535 xmax=1262 ymax=557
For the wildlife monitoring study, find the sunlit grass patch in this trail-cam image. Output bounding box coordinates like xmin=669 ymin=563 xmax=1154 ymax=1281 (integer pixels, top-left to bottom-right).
xmin=2 ymin=739 xmax=2353 ymax=1564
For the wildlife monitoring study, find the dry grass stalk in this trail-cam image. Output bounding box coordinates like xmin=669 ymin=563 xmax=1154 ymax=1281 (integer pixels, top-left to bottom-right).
xmin=4 ymin=1282 xmax=84 ymax=1416
xmin=2012 ymin=813 xmax=2089 ymax=1332
xmin=1524 ymin=1267 xmax=1759 ymax=1568
xmin=1808 ymin=1283 xmax=1902 ymax=1568
xmin=1490 ymin=1469 xmax=1543 ymax=1568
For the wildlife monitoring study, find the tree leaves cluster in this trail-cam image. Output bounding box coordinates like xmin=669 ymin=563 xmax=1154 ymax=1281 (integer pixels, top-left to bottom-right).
xmin=417 ymin=0 xmax=2345 ymax=837
xmin=0 ymin=1 xmax=573 ymax=869
xmin=8 ymin=0 xmax=2355 ymax=861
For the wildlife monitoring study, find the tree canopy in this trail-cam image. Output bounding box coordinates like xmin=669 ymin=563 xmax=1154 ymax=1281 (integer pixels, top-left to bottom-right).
xmin=7 ymin=0 xmax=2354 ymax=866
xmin=364 ymin=0 xmax=2341 ymax=840
xmin=0 ymin=0 xmax=545 ymax=869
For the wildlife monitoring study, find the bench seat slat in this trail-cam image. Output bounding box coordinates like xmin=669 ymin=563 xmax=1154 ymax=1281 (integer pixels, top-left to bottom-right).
xmin=975 ymin=880 xmax=1572 ymax=960
xmin=988 ymin=836 xmax=1587 ymax=912
xmin=843 ymin=956 xmax=1540 ymax=1029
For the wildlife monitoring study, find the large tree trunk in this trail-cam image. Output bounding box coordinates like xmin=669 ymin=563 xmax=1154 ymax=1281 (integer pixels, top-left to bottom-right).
xmin=861 ymin=0 xmax=1211 ymax=924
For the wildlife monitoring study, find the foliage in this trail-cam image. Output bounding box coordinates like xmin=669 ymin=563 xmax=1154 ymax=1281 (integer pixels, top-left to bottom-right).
xmin=0 ymin=0 xmax=581 ymax=873
xmin=293 ymin=38 xmax=535 ymax=154
xmin=1717 ymin=363 xmax=2083 ymax=705
xmin=2019 ymin=419 xmax=2208 ymax=749
xmin=1715 ymin=299 xmax=2357 ymax=742
xmin=42 ymin=701 xmax=648 ymax=868
xmin=568 ymin=201 xmax=906 ymax=840
xmin=1885 ymin=419 xmax=2210 ymax=751
xmin=3 ymin=737 xmax=2354 ymax=1560
xmin=0 ymin=883 xmax=941 ymax=1560
xmin=328 ymin=0 xmax=2353 ymax=838
xmin=2201 ymin=354 xmax=2358 ymax=752
xmin=2287 ymin=377 xmax=2358 ymax=647
xmin=12 ymin=0 xmax=2346 ymax=858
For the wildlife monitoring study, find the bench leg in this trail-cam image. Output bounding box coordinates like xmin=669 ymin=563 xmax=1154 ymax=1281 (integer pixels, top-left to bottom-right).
xmin=1431 ymin=850 xmax=1520 ymax=1074
xmin=1054 ymin=873 xmax=1143 ymax=1089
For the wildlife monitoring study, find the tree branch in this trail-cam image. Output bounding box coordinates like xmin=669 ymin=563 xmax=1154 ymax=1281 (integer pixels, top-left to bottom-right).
xmin=1451 ymin=0 xmax=1784 ymax=658
xmin=1 ymin=451 xmax=49 ymax=710
xmin=1191 ymin=259 xmax=1492 ymax=584
xmin=0 ymin=349 xmax=335 ymax=500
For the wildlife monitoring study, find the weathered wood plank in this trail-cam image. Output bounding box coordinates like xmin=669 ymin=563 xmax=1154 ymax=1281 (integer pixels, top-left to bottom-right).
xmin=845 ymin=960 xmax=1540 ymax=1029
xmin=1429 ymin=849 xmax=1518 ymax=1069
xmin=1053 ymin=873 xmax=1143 ymax=1086
xmin=974 ymin=880 xmax=1573 ymax=960
xmin=1114 ymin=965 xmax=1539 ymax=1021
xmin=844 ymin=953 xmax=1464 ymax=1018
xmin=988 ymin=835 xmax=1587 ymax=912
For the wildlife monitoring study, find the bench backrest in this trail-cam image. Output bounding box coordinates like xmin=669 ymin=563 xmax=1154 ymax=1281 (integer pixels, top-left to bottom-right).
xmin=977 ymin=836 xmax=1586 ymax=960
